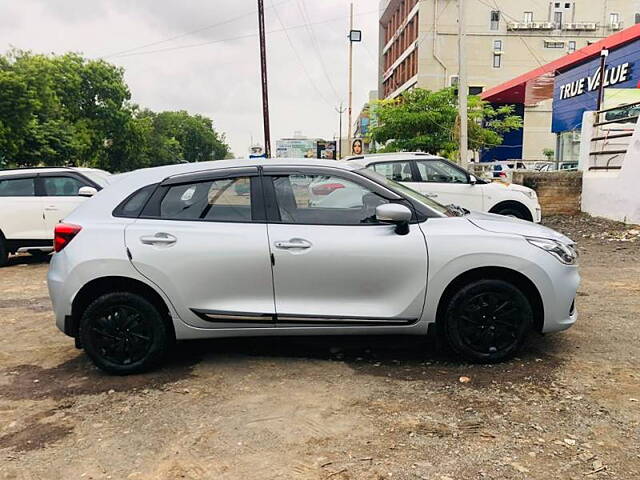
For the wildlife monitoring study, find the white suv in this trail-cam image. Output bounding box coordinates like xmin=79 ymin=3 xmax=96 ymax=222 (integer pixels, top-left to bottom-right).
xmin=348 ymin=153 xmax=541 ymax=222
xmin=47 ymin=159 xmax=578 ymax=375
xmin=0 ymin=167 xmax=111 ymax=266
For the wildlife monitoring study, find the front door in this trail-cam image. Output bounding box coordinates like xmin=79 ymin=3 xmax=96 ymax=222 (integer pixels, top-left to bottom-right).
xmin=263 ymin=167 xmax=428 ymax=326
xmin=409 ymin=159 xmax=484 ymax=211
xmin=124 ymin=169 xmax=275 ymax=329
xmin=39 ymin=175 xmax=91 ymax=235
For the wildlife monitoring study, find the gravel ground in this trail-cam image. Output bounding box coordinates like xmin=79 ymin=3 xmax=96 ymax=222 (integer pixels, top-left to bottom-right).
xmin=1 ymin=214 xmax=639 ymax=480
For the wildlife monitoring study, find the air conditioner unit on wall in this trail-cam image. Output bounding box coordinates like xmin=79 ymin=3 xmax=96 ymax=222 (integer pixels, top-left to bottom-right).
xmin=584 ymin=22 xmax=598 ymax=30
xmin=610 ymin=22 xmax=622 ymax=30
xmin=449 ymin=75 xmax=459 ymax=87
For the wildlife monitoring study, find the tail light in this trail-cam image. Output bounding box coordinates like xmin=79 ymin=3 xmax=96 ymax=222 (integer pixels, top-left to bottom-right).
xmin=54 ymin=223 xmax=82 ymax=252
xmin=312 ymin=183 xmax=345 ymax=196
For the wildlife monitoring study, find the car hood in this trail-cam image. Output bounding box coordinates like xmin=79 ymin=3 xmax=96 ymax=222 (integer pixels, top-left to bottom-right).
xmin=466 ymin=211 xmax=573 ymax=244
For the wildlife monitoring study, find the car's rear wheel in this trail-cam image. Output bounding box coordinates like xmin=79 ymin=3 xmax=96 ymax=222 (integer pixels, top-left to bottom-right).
xmin=0 ymin=236 xmax=8 ymax=267
xmin=442 ymin=279 xmax=532 ymax=363
xmin=79 ymin=292 xmax=172 ymax=375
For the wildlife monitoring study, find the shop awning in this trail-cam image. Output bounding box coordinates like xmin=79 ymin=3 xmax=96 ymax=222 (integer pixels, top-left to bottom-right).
xmin=481 ymin=24 xmax=640 ymax=105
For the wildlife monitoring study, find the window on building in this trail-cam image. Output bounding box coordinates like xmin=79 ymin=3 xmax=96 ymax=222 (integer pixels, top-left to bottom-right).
xmin=564 ymin=3 xmax=571 ymax=8
xmin=493 ymin=53 xmax=502 ymax=68
xmin=610 ymin=13 xmax=620 ymax=24
xmin=568 ymin=40 xmax=576 ymax=53
xmin=523 ymin=11 xmax=533 ymax=23
xmin=636 ymin=13 xmax=640 ymax=24
xmin=554 ymin=2 xmax=560 ymax=7
xmin=544 ymin=41 xmax=565 ymax=49
xmin=493 ymin=39 xmax=503 ymax=51
xmin=554 ymin=11 xmax=563 ymax=26
xmin=490 ymin=10 xmax=500 ymax=30
xmin=469 ymin=86 xmax=484 ymax=95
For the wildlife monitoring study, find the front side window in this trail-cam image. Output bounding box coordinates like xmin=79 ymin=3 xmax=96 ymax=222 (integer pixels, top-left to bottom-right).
xmin=416 ymin=160 xmax=468 ymax=184
xmin=0 ymin=177 xmax=35 ymax=197
xmin=159 ymin=177 xmax=252 ymax=222
xmin=42 ymin=176 xmax=87 ymax=196
xmin=270 ymin=174 xmax=389 ymax=225
xmin=370 ymin=161 xmax=414 ymax=182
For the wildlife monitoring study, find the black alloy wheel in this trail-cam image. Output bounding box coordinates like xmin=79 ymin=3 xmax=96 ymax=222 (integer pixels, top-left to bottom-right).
xmin=79 ymin=292 xmax=172 ymax=375
xmin=443 ymin=279 xmax=532 ymax=363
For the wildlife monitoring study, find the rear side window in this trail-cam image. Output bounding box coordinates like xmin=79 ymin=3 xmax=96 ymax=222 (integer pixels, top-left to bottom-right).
xmin=113 ymin=184 xmax=158 ymax=218
xmin=0 ymin=177 xmax=35 ymax=197
xmin=159 ymin=177 xmax=253 ymax=222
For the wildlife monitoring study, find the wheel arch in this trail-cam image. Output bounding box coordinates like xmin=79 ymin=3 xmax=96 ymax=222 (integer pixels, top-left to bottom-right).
xmin=70 ymin=276 xmax=175 ymax=339
xmin=488 ymin=200 xmax=533 ymax=221
xmin=435 ymin=266 xmax=544 ymax=334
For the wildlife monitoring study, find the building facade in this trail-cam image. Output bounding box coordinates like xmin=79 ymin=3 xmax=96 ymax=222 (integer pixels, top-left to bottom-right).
xmin=379 ymin=0 xmax=640 ymax=160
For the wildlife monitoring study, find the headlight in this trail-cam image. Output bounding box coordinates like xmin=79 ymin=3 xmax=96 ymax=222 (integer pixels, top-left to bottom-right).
xmin=527 ymin=237 xmax=578 ymax=265
xmin=519 ymin=189 xmax=537 ymax=200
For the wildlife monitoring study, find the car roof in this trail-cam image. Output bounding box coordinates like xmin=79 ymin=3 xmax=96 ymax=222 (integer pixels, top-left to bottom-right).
xmin=345 ymin=152 xmax=443 ymax=164
xmin=0 ymin=166 xmax=106 ymax=176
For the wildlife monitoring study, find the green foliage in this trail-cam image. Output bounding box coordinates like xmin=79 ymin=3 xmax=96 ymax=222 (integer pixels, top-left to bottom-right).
xmin=542 ymin=148 xmax=555 ymax=161
xmin=0 ymin=50 xmax=230 ymax=172
xmin=368 ymin=88 xmax=523 ymax=158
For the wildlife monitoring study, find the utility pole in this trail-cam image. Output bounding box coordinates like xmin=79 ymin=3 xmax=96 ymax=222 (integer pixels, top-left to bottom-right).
xmin=458 ymin=0 xmax=468 ymax=169
xmin=335 ymin=103 xmax=346 ymax=159
xmin=596 ymin=48 xmax=609 ymax=115
xmin=347 ymin=2 xmax=354 ymax=154
xmin=257 ymin=0 xmax=271 ymax=158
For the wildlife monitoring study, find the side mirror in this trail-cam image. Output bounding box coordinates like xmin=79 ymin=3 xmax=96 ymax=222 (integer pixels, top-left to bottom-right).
xmin=78 ymin=186 xmax=98 ymax=197
xmin=469 ymin=174 xmax=478 ymax=185
xmin=376 ymin=203 xmax=412 ymax=235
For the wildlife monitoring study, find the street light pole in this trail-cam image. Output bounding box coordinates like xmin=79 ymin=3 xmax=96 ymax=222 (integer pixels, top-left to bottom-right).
xmin=335 ymin=103 xmax=346 ymax=159
xmin=458 ymin=0 xmax=469 ymax=168
xmin=257 ymin=0 xmax=271 ymax=158
xmin=347 ymin=2 xmax=354 ymax=153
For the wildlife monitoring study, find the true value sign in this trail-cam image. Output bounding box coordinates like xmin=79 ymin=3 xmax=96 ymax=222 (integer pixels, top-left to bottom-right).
xmin=558 ymin=62 xmax=632 ymax=100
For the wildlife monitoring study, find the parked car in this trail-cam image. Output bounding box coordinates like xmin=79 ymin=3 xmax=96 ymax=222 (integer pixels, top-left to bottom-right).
xmin=536 ymin=162 xmax=578 ymax=172
xmin=48 ymin=158 xmax=579 ymax=374
xmin=0 ymin=167 xmax=111 ymax=266
xmin=347 ymin=153 xmax=541 ymax=222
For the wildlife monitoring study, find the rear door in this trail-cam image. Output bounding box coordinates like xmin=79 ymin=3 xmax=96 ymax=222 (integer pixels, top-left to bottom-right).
xmin=124 ymin=167 xmax=276 ymax=329
xmin=0 ymin=175 xmax=44 ymax=239
xmin=263 ymin=166 xmax=428 ymax=325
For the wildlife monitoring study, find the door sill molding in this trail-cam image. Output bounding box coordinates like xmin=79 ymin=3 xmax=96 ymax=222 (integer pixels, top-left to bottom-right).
xmin=191 ymin=309 xmax=416 ymax=327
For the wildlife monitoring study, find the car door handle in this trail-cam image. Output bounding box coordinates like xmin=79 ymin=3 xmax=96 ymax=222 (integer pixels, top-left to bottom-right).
xmin=140 ymin=233 xmax=177 ymax=246
xmin=274 ymin=239 xmax=312 ymax=250
xmin=44 ymin=206 xmax=59 ymax=211
xmin=425 ymin=193 xmax=438 ymax=198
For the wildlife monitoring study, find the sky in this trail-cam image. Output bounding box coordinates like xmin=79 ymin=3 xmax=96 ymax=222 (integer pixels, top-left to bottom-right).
xmin=0 ymin=0 xmax=380 ymax=158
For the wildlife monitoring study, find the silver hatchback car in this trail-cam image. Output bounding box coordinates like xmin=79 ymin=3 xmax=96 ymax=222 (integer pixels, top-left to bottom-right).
xmin=48 ymin=159 xmax=579 ymax=374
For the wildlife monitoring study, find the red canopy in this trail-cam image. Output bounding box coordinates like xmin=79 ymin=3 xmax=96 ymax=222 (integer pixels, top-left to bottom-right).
xmin=481 ymin=24 xmax=640 ymax=104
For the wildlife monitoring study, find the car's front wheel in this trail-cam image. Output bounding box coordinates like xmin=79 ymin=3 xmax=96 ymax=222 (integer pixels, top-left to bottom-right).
xmin=442 ymin=279 xmax=532 ymax=363
xmin=79 ymin=292 xmax=172 ymax=375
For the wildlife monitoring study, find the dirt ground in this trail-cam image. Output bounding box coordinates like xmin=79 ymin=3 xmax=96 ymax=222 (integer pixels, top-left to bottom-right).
xmin=1 ymin=214 xmax=639 ymax=480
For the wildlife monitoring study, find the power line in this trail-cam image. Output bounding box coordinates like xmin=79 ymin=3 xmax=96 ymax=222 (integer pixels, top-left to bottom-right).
xmin=101 ymin=0 xmax=293 ymax=59
xmin=269 ymin=0 xmax=334 ymax=107
xmin=296 ymin=0 xmax=342 ymax=102
xmin=107 ymin=9 xmax=378 ymax=60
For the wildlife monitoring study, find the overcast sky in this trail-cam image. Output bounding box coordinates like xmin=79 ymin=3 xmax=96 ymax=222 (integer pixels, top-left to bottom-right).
xmin=0 ymin=0 xmax=379 ymax=157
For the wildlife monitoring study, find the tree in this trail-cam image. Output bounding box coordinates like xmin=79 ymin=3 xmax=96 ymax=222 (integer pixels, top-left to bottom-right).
xmin=368 ymin=88 xmax=523 ymax=158
xmin=0 ymin=50 xmax=230 ymax=172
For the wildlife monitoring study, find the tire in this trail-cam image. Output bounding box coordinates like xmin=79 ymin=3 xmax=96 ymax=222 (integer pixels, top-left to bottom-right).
xmin=442 ymin=279 xmax=532 ymax=363
xmin=79 ymin=292 xmax=172 ymax=375
xmin=493 ymin=206 xmax=531 ymax=221
xmin=0 ymin=236 xmax=8 ymax=267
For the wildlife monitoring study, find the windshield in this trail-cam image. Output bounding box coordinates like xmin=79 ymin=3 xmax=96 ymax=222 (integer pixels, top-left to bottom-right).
xmin=357 ymin=167 xmax=453 ymax=217
xmin=82 ymin=169 xmax=112 ymax=188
